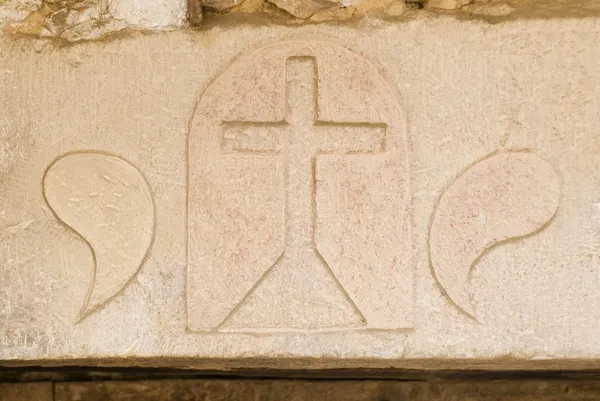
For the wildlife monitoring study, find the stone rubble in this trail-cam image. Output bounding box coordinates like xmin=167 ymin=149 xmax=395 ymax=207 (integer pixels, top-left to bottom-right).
xmin=1 ymin=0 xmax=185 ymax=40
xmin=203 ymin=0 xmax=245 ymax=11
xmin=3 ymin=0 xmax=599 ymax=41
xmin=267 ymin=0 xmax=340 ymax=18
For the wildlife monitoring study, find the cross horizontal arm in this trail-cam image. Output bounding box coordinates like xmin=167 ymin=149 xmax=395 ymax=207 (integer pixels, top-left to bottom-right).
xmin=221 ymin=121 xmax=290 ymax=154
xmin=312 ymin=122 xmax=387 ymax=154
xmin=221 ymin=121 xmax=387 ymax=155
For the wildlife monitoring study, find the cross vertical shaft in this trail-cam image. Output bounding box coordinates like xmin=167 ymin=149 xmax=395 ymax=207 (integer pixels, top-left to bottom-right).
xmin=283 ymin=57 xmax=318 ymax=253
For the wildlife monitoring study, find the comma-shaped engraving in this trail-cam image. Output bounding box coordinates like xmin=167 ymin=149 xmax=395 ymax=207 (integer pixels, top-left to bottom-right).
xmin=429 ymin=151 xmax=561 ymax=319
xmin=43 ymin=152 xmax=155 ymax=321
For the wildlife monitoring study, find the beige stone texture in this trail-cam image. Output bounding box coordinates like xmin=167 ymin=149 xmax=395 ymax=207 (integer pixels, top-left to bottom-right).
xmin=385 ymin=1 xmax=405 ymax=16
xmin=0 ymin=15 xmax=599 ymax=369
xmin=107 ymin=0 xmax=186 ymax=29
xmin=460 ymin=2 xmax=514 ymax=17
xmin=267 ymin=0 xmax=339 ymax=18
xmin=0 ymin=0 xmax=186 ymax=40
xmin=52 ymin=379 xmax=600 ymax=400
xmin=0 ymin=0 xmax=41 ymax=27
xmin=426 ymin=0 xmax=471 ymax=11
xmin=4 ymin=1 xmax=600 ymax=41
xmin=203 ymin=0 xmax=245 ymax=11
xmin=0 ymin=382 xmax=53 ymax=401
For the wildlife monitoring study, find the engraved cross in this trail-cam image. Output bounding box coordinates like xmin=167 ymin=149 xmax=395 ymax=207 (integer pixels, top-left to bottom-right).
xmin=221 ymin=57 xmax=386 ymax=259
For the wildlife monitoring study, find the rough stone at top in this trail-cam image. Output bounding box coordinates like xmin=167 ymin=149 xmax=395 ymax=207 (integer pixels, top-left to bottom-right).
xmin=3 ymin=0 xmax=600 ymax=41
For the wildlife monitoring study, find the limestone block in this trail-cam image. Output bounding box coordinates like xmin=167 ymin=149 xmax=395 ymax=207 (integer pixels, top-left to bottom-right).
xmin=385 ymin=1 xmax=405 ymax=16
xmin=203 ymin=0 xmax=245 ymax=11
xmin=1 ymin=0 xmax=185 ymax=40
xmin=427 ymin=0 xmax=471 ymax=10
xmin=0 ymin=16 xmax=599 ymax=370
xmin=267 ymin=0 xmax=340 ymax=18
xmin=460 ymin=2 xmax=514 ymax=17
xmin=0 ymin=0 xmax=41 ymax=27
xmin=108 ymin=0 xmax=187 ymax=29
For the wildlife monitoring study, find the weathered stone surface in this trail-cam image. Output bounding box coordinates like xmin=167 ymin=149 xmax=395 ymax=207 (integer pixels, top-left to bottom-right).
xmin=1 ymin=0 xmax=186 ymax=40
xmin=187 ymin=0 xmax=202 ymax=25
xmin=53 ymin=379 xmax=600 ymax=401
xmin=0 ymin=0 xmax=41 ymax=27
xmin=427 ymin=0 xmax=471 ymax=11
xmin=308 ymin=0 xmax=394 ymax=21
xmin=267 ymin=0 xmax=339 ymax=18
xmin=108 ymin=0 xmax=186 ymax=28
xmin=203 ymin=0 xmax=245 ymax=11
xmin=0 ymin=16 xmax=599 ymax=369
xmin=460 ymin=2 xmax=514 ymax=16
xmin=3 ymin=1 xmax=600 ymax=41
xmin=0 ymin=383 xmax=53 ymax=401
xmin=385 ymin=1 xmax=405 ymax=16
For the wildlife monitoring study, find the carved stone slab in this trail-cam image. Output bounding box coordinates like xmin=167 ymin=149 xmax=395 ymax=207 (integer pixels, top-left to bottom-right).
xmin=0 ymin=18 xmax=599 ymax=368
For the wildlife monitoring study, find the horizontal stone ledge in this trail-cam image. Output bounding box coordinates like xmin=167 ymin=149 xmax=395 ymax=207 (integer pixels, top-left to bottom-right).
xmin=3 ymin=358 xmax=600 ymax=372
xmin=0 ymin=17 xmax=599 ymax=370
xmin=3 ymin=366 xmax=600 ymax=382
xmin=2 ymin=378 xmax=600 ymax=401
xmin=52 ymin=379 xmax=600 ymax=401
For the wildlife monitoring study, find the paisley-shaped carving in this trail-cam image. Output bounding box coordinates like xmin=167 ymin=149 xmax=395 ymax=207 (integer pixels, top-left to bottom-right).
xmin=430 ymin=152 xmax=560 ymax=319
xmin=43 ymin=152 xmax=155 ymax=321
